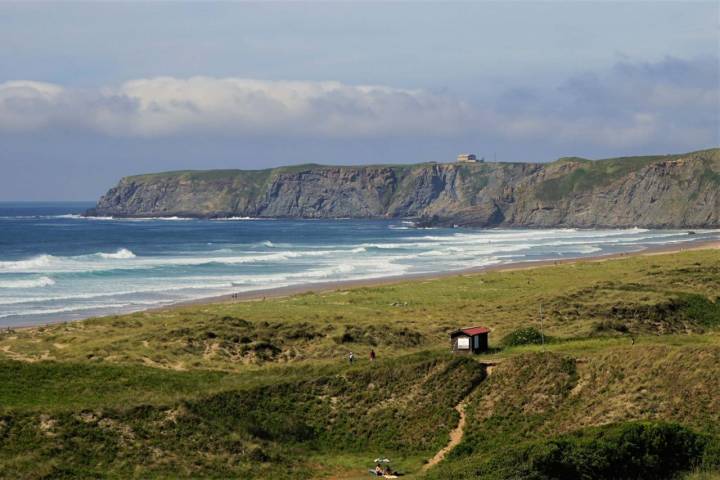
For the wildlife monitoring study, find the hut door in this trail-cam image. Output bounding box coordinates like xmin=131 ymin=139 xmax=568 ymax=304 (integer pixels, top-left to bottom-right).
xmin=473 ymin=335 xmax=479 ymax=350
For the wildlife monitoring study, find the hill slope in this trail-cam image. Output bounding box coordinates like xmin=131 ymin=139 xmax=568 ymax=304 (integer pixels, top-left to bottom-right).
xmin=1 ymin=248 xmax=719 ymax=478
xmin=88 ymin=148 xmax=720 ymax=228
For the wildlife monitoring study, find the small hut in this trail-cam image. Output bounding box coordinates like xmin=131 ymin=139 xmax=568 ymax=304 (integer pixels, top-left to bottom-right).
xmin=450 ymin=326 xmax=490 ymax=354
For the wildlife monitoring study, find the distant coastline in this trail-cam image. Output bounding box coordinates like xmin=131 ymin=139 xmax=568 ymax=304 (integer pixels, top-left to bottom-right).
xmin=88 ymin=148 xmax=720 ymax=228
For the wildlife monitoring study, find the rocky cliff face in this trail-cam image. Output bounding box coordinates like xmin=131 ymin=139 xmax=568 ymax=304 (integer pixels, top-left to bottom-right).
xmin=89 ymin=148 xmax=720 ymax=228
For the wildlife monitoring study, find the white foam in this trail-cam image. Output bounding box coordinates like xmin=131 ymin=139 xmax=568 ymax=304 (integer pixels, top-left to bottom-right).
xmin=0 ymin=276 xmax=55 ymax=289
xmin=98 ymin=248 xmax=136 ymax=259
xmin=82 ymin=216 xmax=195 ymax=221
xmin=2 ymin=224 xmax=717 ymax=324
xmin=0 ymin=249 xmax=341 ymax=274
xmin=0 ymin=254 xmax=56 ymax=270
xmin=208 ymin=248 xmax=234 ymax=254
xmin=0 ymin=302 xmax=160 ymax=319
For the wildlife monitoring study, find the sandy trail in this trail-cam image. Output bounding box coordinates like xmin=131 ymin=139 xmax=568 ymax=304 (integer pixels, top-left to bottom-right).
xmin=422 ymin=400 xmax=468 ymax=471
xmin=422 ymin=362 xmax=499 ymax=472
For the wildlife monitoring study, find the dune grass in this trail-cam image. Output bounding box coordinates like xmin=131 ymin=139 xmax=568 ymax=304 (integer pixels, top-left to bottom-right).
xmin=0 ymin=247 xmax=719 ymax=478
xmin=1 ymin=248 xmax=718 ymax=372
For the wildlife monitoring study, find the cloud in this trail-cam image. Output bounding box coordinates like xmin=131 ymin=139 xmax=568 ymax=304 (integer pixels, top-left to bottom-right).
xmin=0 ymin=81 xmax=65 ymax=131
xmin=0 ymin=77 xmax=476 ymax=138
xmin=486 ymin=56 xmax=719 ymax=148
xmin=0 ymin=56 xmax=717 ymax=151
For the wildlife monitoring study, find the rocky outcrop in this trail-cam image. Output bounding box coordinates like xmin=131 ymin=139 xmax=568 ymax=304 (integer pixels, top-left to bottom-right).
xmin=88 ymin=148 xmax=720 ymax=228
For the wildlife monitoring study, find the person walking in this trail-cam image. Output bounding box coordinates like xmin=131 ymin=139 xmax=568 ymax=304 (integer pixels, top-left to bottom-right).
xmin=370 ymin=349 xmax=376 ymax=362
xmin=348 ymin=351 xmax=355 ymax=365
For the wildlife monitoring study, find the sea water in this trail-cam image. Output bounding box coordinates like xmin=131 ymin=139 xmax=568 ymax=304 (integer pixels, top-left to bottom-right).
xmin=1 ymin=202 xmax=718 ymax=326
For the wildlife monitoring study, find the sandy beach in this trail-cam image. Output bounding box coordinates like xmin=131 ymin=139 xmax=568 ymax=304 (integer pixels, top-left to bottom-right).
xmin=164 ymin=238 xmax=720 ymax=310
xmin=5 ymin=237 xmax=717 ymax=330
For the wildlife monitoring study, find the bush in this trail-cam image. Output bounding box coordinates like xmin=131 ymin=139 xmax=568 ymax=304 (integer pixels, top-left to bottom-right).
xmin=680 ymin=294 xmax=720 ymax=327
xmin=501 ymin=327 xmax=547 ymax=347
xmin=593 ymin=319 xmax=630 ymax=334
xmin=494 ymin=422 xmax=712 ymax=480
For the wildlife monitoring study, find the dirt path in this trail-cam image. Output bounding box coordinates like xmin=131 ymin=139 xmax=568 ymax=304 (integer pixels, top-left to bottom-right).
xmin=422 ymin=363 xmax=497 ymax=473
xmin=0 ymin=345 xmax=41 ymax=362
xmin=422 ymin=399 xmax=468 ymax=471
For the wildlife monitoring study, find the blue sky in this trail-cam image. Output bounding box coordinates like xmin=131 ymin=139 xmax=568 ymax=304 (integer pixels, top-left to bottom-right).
xmin=0 ymin=2 xmax=718 ymax=200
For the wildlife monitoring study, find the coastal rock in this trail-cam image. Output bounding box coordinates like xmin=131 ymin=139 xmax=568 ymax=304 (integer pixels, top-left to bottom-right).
xmin=89 ymin=148 xmax=720 ymax=228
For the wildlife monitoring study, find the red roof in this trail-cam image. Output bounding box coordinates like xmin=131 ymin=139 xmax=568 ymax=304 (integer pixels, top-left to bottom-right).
xmin=459 ymin=326 xmax=490 ymax=336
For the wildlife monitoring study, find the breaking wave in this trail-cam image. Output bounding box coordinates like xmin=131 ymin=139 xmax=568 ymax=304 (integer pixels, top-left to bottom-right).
xmin=1 ymin=218 xmax=717 ymax=325
xmin=0 ymin=255 xmax=56 ymax=270
xmin=0 ymin=276 xmax=55 ymax=289
xmin=98 ymin=248 xmax=136 ymax=259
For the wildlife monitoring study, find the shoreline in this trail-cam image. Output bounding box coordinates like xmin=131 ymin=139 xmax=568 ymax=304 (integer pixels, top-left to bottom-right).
xmin=6 ymin=238 xmax=720 ymax=330
xmin=160 ymin=238 xmax=720 ymax=308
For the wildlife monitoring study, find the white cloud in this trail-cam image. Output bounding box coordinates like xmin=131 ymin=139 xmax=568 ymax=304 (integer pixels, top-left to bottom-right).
xmin=0 ymin=58 xmax=717 ymax=152
xmin=0 ymin=81 xmax=65 ymax=131
xmin=0 ymin=77 xmax=476 ymax=138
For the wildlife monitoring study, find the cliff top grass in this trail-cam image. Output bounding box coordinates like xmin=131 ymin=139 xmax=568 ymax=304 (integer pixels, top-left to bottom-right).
xmin=538 ymin=147 xmax=720 ymax=201
xmin=123 ymin=162 xmax=432 ymax=183
xmin=120 ymin=148 xmax=719 ymax=186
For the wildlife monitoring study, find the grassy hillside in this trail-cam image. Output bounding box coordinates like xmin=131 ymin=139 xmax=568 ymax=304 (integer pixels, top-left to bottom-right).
xmin=2 ymin=248 xmax=719 ymax=369
xmin=0 ymin=247 xmax=719 ymax=478
xmin=537 ymin=148 xmax=719 ymax=202
xmin=427 ymin=348 xmax=720 ymax=479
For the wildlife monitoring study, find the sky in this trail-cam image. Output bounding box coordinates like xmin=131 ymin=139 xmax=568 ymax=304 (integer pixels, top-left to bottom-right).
xmin=0 ymin=2 xmax=718 ymax=200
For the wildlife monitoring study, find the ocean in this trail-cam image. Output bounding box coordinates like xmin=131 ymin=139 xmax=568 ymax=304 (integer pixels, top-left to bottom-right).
xmin=0 ymin=202 xmax=717 ymax=327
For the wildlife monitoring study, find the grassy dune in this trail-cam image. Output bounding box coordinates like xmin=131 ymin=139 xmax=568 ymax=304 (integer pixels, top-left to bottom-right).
xmin=0 ymin=248 xmax=719 ymax=478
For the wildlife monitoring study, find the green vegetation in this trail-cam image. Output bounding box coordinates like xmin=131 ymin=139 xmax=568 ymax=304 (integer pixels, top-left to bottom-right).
xmin=537 ymin=154 xmax=667 ymax=202
xmin=1 ymin=248 xmax=719 ymax=478
xmin=472 ymin=422 xmax=714 ymax=480
xmin=500 ymin=326 xmax=547 ymax=346
xmin=427 ymin=349 xmax=720 ymax=479
xmin=96 ymin=148 xmax=720 ymax=228
xmin=537 ymin=148 xmax=719 ymax=202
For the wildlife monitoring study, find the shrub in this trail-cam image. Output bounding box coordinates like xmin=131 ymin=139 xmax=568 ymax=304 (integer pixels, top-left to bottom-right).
xmin=492 ymin=422 xmax=712 ymax=480
xmin=593 ymin=319 xmax=630 ymax=334
xmin=501 ymin=327 xmax=547 ymax=347
xmin=680 ymin=294 xmax=720 ymax=327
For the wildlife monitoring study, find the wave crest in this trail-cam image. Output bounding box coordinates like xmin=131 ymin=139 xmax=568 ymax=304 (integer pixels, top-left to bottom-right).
xmin=0 ymin=276 xmax=55 ymax=289
xmin=0 ymin=254 xmax=55 ymax=270
xmin=98 ymin=248 xmax=136 ymax=259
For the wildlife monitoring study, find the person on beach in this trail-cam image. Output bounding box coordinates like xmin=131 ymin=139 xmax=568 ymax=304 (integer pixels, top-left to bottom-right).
xmin=370 ymin=349 xmax=376 ymax=362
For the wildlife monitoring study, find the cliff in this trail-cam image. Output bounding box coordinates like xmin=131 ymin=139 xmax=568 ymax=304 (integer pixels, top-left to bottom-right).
xmin=88 ymin=148 xmax=720 ymax=228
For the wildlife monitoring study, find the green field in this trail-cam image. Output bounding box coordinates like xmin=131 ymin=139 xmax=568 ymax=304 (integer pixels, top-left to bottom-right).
xmin=1 ymin=248 xmax=719 ymax=478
